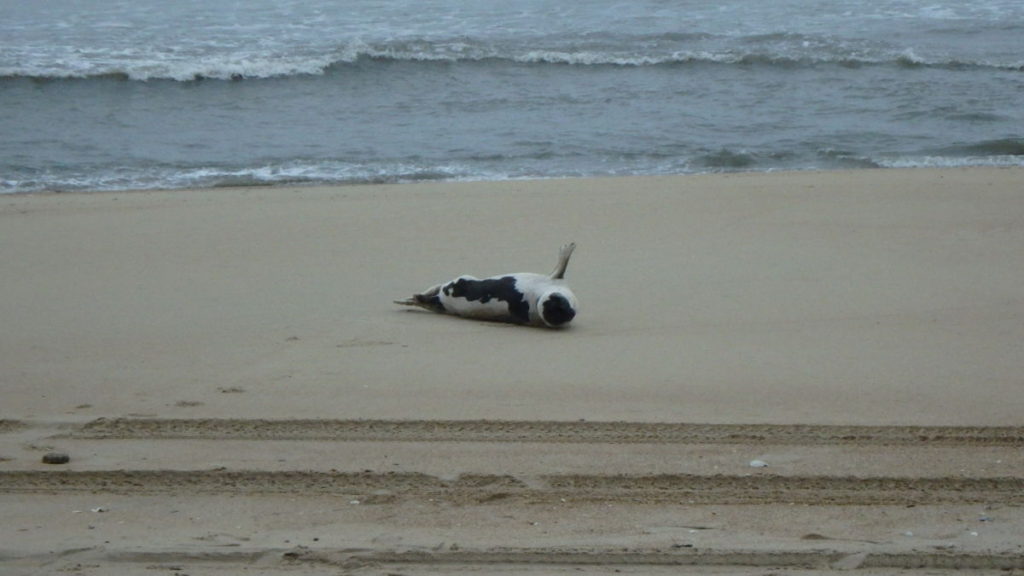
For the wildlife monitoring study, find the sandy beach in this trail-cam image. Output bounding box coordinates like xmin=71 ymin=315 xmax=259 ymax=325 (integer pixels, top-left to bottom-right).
xmin=2 ymin=167 xmax=1023 ymax=574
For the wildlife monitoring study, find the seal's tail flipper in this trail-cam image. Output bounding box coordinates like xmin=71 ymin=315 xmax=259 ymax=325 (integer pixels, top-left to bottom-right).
xmin=549 ymin=242 xmax=576 ymax=280
xmin=395 ymin=284 xmax=445 ymax=312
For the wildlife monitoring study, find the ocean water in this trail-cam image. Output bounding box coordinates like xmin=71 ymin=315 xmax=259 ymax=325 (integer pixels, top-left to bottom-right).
xmin=1 ymin=0 xmax=1022 ymax=193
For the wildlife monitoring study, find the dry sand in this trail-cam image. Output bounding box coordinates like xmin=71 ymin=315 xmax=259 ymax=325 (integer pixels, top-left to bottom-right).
xmin=2 ymin=167 xmax=1023 ymax=574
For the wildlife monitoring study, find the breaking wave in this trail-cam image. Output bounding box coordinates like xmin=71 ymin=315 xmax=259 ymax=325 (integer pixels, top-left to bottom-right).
xmin=0 ymin=161 xmax=512 ymax=194
xmin=7 ymin=140 xmax=1022 ymax=195
xmin=2 ymin=34 xmax=1021 ymax=82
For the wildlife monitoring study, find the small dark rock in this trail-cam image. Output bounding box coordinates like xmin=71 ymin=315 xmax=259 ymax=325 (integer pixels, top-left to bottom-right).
xmin=42 ymin=451 xmax=70 ymax=465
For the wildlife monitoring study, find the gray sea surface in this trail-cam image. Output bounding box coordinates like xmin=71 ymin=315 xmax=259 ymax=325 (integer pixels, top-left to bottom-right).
xmin=2 ymin=0 xmax=1022 ymax=192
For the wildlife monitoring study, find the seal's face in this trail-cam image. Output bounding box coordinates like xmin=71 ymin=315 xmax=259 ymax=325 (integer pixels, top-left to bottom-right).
xmin=539 ymin=292 xmax=577 ymax=327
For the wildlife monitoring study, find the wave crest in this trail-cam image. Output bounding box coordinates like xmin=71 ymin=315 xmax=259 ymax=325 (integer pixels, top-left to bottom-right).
xmin=3 ymin=34 xmax=1021 ymax=82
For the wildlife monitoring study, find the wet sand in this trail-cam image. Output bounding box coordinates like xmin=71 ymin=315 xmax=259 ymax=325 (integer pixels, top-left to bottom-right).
xmin=2 ymin=167 xmax=1023 ymax=574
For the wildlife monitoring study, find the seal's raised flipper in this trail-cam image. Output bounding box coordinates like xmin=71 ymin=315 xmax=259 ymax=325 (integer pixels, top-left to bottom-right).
xmin=549 ymin=242 xmax=576 ymax=280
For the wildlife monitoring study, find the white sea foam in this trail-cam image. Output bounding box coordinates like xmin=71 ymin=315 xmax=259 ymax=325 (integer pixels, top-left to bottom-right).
xmin=877 ymin=155 xmax=1024 ymax=170
xmin=2 ymin=30 xmax=1019 ymax=81
xmin=6 ymin=149 xmax=1020 ymax=195
xmin=1 ymin=161 xmax=520 ymax=194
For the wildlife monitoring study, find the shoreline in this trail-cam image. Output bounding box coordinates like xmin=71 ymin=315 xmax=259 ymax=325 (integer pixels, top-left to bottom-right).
xmin=4 ymin=164 xmax=1022 ymax=198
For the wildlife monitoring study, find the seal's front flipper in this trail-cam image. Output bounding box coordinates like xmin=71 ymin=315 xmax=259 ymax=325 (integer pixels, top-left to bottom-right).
xmin=549 ymin=242 xmax=576 ymax=280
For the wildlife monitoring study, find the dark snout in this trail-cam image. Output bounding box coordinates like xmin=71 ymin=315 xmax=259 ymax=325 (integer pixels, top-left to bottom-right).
xmin=541 ymin=294 xmax=576 ymax=327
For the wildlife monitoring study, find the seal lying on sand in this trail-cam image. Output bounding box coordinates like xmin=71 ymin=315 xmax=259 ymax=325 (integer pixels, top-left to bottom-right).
xmin=395 ymin=243 xmax=578 ymax=328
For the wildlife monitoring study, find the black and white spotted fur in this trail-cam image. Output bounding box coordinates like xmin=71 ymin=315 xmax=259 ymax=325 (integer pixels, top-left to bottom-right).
xmin=395 ymin=243 xmax=578 ymax=328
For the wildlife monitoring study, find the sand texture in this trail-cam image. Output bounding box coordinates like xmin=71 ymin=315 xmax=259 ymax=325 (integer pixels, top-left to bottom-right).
xmin=2 ymin=167 xmax=1023 ymax=574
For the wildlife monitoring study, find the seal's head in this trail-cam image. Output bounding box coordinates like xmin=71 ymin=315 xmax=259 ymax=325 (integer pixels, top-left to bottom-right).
xmin=538 ymin=289 xmax=577 ymax=328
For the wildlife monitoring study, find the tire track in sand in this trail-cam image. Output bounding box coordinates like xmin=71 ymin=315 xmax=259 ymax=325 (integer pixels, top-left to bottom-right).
xmin=65 ymin=418 xmax=1024 ymax=446
xmin=26 ymin=545 xmax=1024 ymax=572
xmin=4 ymin=418 xmax=1024 ymax=572
xmin=287 ymin=547 xmax=1024 ymax=571
xmin=2 ymin=469 xmax=1022 ymax=505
